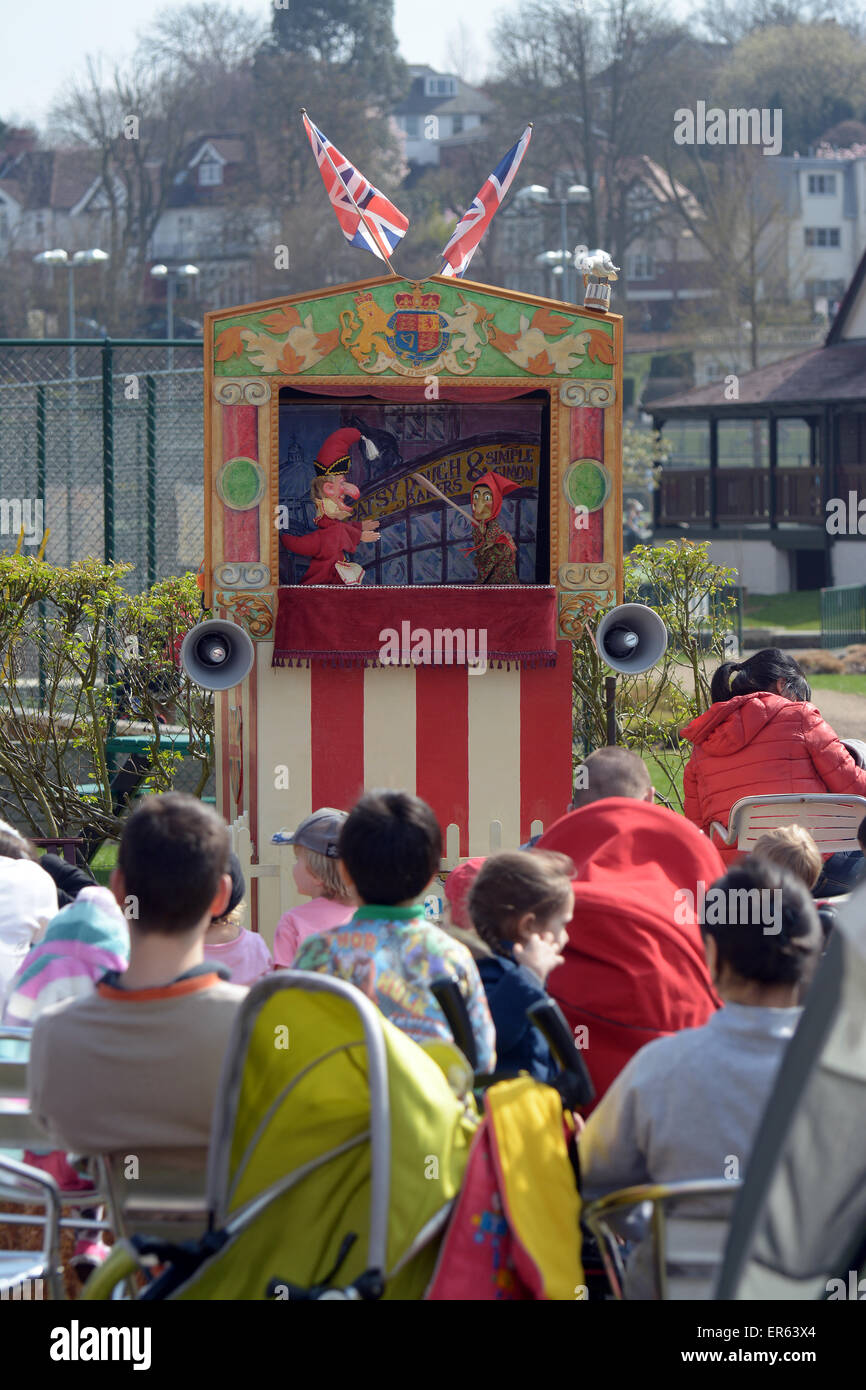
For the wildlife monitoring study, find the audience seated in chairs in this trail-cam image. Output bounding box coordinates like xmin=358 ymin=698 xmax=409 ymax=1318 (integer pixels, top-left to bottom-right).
xmin=522 ymin=746 xmax=655 ymax=849
xmin=0 ymin=764 xmax=845 ymax=1301
xmin=748 ymin=826 xmax=822 ymax=892
xmin=440 ymin=857 xmax=488 ymax=961
xmin=748 ymin=827 xmax=838 ymax=947
xmin=578 ymin=858 xmax=823 ymax=1299
xmin=293 ymin=790 xmax=497 ymax=1072
xmin=569 ymin=746 xmax=656 ymax=811
xmin=203 ymin=852 xmax=272 ymax=985
xmin=467 ymin=850 xmax=574 ymax=1084
xmin=2 ymin=883 xmax=130 ymax=1280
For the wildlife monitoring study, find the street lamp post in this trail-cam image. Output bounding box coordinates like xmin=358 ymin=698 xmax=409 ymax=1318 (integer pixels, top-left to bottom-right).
xmin=149 ymin=263 xmax=200 ymax=372
xmin=515 ymin=182 xmax=591 ymax=302
xmin=32 ymin=248 xmax=109 ymax=565
xmin=33 ymin=247 xmax=109 ymax=380
xmin=534 ymin=250 xmax=572 ymax=301
xmin=560 ymin=201 xmax=570 ymax=299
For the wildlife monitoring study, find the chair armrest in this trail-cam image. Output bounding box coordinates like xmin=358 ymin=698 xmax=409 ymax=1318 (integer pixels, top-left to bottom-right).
xmin=430 ymin=977 xmax=478 ymax=1071
xmin=0 ymin=1152 xmax=61 ymax=1219
xmin=709 ymin=820 xmax=733 ymax=846
xmin=584 ymin=1177 xmax=742 ymax=1221
xmin=842 ymin=739 xmax=866 ymax=770
xmin=0 ymin=1026 xmax=32 ymax=1044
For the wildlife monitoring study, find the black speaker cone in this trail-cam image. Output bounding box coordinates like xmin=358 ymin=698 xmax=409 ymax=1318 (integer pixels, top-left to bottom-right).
xmin=196 ymin=635 xmax=230 ymax=667
xmin=604 ymin=625 xmax=639 ymax=660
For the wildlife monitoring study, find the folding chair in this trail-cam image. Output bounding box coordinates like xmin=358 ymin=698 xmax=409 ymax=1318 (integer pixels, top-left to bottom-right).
xmin=2 ymin=1027 xmax=207 ymax=1299
xmin=98 ymin=1148 xmax=208 ymax=1245
xmin=0 ymin=1154 xmax=63 ymax=1300
xmin=710 ymin=793 xmax=866 ymax=857
xmin=73 ymin=1148 xmax=208 ymax=1300
xmin=0 ymin=1026 xmax=112 ymax=1244
xmin=582 ymin=1178 xmax=742 ymax=1300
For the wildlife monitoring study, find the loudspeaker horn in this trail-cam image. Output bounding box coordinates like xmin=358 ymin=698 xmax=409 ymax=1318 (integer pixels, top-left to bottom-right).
xmin=595 ymin=603 xmax=668 ymax=674
xmin=180 ymin=619 xmax=255 ymax=691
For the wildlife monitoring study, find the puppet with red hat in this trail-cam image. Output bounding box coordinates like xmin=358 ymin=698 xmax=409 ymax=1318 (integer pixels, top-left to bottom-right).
xmin=281 ymin=427 xmax=380 ymax=585
xmin=466 ymin=471 xmax=520 ymax=584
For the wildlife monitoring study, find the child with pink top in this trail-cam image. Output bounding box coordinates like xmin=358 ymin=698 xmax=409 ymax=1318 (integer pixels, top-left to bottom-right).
xmin=204 ymin=852 xmax=272 ymax=985
xmin=272 ymin=808 xmax=355 ymax=967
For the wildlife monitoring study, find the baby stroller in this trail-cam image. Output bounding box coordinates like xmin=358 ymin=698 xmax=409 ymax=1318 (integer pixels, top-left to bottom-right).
xmin=84 ymin=972 xmax=479 ymax=1300
xmin=84 ymin=972 xmax=592 ymax=1301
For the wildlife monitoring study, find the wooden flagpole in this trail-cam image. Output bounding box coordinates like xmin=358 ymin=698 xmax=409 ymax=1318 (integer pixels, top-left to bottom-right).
xmin=301 ymin=109 xmax=401 ymax=277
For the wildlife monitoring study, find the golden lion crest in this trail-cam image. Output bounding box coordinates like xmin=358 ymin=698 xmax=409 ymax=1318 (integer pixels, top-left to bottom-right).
xmin=339 ymin=293 xmax=392 ymax=368
xmin=338 ymin=288 xmax=494 ymax=377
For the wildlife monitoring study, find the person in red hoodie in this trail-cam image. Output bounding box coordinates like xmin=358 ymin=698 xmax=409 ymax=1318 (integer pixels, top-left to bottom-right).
xmin=682 ymin=648 xmax=866 ymax=895
xmin=537 ymin=798 xmax=723 ymax=1109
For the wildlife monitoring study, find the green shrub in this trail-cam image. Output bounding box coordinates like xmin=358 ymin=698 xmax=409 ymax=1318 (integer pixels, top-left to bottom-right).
xmin=0 ymin=557 xmax=212 ymax=845
xmin=573 ymin=541 xmax=739 ymax=810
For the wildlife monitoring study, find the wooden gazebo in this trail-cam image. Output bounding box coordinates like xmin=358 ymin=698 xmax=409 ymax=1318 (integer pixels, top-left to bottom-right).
xmin=651 ymin=249 xmax=866 ymax=591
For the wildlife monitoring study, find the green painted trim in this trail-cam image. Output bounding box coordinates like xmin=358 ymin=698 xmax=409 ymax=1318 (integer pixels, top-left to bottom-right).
xmin=212 ymin=278 xmax=615 ymax=381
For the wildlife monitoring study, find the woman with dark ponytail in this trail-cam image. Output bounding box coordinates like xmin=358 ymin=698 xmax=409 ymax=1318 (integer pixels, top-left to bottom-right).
xmin=709 ymin=650 xmax=812 ymax=705
xmin=683 ymin=648 xmax=866 ymax=893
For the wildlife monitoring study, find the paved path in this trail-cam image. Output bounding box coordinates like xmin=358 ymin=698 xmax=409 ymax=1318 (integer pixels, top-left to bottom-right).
xmin=781 ymin=645 xmax=866 ymax=741
xmin=667 ymin=652 xmax=866 ymax=740
xmin=809 ymin=686 xmax=866 ymax=741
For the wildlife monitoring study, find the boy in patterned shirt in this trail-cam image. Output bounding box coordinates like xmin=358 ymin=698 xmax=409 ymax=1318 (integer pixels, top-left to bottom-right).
xmin=294 ymin=790 xmax=496 ymax=1071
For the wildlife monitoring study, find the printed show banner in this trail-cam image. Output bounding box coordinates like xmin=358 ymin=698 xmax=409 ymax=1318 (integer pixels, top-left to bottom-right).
xmin=357 ymin=443 xmax=541 ymax=522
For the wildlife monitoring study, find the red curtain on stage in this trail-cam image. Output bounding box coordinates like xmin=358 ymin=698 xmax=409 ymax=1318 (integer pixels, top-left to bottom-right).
xmin=272 ymin=584 xmax=558 ymax=669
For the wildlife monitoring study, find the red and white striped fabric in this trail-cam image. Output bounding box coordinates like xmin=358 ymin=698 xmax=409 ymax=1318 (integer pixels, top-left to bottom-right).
xmin=268 ymin=645 xmax=574 ymax=855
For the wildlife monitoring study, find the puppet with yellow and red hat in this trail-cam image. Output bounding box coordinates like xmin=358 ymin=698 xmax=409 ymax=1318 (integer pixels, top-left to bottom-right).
xmin=466 ymin=471 xmax=520 ymax=584
xmin=280 ymin=427 xmax=381 ymax=585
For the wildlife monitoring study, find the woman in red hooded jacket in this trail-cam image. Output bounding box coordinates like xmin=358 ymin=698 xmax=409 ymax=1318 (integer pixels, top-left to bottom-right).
xmin=682 ymin=648 xmax=866 ymax=893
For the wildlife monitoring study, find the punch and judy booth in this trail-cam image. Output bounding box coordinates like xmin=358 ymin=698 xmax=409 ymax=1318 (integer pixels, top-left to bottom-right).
xmin=201 ymin=275 xmax=623 ymax=938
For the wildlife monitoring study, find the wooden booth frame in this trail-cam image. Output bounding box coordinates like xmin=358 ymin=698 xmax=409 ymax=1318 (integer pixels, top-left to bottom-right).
xmin=204 ymin=273 xmax=623 ymax=621
xmin=202 ymin=273 xmax=623 ymax=936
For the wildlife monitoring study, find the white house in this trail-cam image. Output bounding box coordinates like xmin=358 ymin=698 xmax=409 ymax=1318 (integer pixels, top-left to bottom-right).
xmin=0 ymin=133 xmax=280 ymax=320
xmin=0 ymin=148 xmax=106 ymax=255
xmin=772 ymin=155 xmax=866 ymax=311
xmin=391 ymin=67 xmax=495 ymax=168
xmin=149 ymin=135 xmax=279 ymax=311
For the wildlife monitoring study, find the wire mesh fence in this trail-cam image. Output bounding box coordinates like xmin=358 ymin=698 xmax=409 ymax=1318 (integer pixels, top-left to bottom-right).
xmin=821 ymin=584 xmax=866 ymax=649
xmin=0 ymin=339 xmax=204 ymax=591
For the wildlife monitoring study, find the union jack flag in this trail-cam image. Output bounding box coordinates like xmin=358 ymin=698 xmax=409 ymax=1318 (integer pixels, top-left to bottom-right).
xmin=303 ymin=113 xmax=409 ymax=263
xmin=440 ymin=126 xmax=532 ymax=278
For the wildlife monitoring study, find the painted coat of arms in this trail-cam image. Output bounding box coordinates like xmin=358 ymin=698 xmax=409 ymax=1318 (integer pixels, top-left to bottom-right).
xmin=339 ymin=287 xmax=494 ymax=377
xmin=213 ymin=280 xmax=616 ymax=381
xmin=386 ymin=288 xmax=450 ymax=366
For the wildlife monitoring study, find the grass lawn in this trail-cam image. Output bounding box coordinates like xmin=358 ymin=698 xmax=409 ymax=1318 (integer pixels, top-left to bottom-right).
xmin=743 ymin=591 xmax=820 ymax=631
xmin=623 ymin=352 xmax=653 ymax=407
xmin=90 ymin=840 xmax=119 ymax=887
xmin=808 ymin=673 xmax=866 ymax=694
xmin=645 ymin=750 xmax=686 ymax=810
